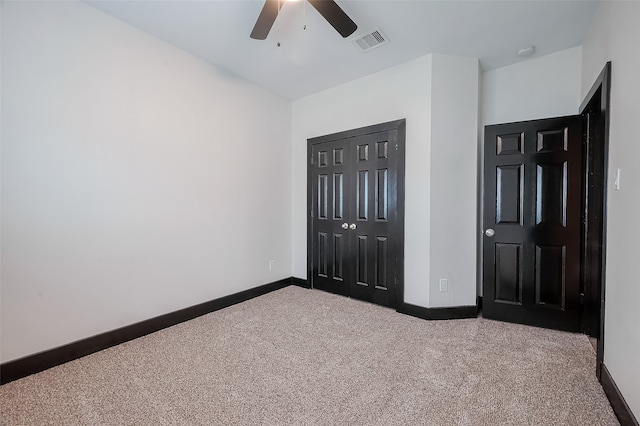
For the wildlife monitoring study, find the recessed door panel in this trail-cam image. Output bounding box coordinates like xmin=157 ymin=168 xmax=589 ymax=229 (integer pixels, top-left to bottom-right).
xmin=318 ymin=175 xmax=328 ymax=220
xmin=357 ymin=235 xmax=368 ymax=286
xmin=318 ymin=232 xmax=328 ymax=278
xmin=375 ymin=237 xmax=388 ymax=290
xmin=377 ymin=141 xmax=388 ymax=159
xmin=333 ymin=233 xmax=344 ymax=281
xmin=496 ymin=132 xmax=524 ymax=155
xmin=535 ymin=245 xmax=566 ymax=310
xmin=357 ymin=144 xmax=369 ymax=162
xmin=536 ymin=162 xmax=567 ymax=227
xmin=494 ymin=243 xmax=522 ymax=304
xmin=376 ymin=168 xmax=388 ymax=221
xmin=333 ymin=173 xmax=344 ymax=220
xmin=357 ymin=170 xmax=369 ymax=221
xmin=496 ymin=165 xmax=523 ymax=225
xmin=318 ymin=151 xmax=328 ymax=167
xmin=537 ymin=128 xmax=568 ymax=152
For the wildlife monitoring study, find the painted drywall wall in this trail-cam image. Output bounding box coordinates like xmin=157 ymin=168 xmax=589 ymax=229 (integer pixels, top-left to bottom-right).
xmin=292 ymin=56 xmax=433 ymax=307
xmin=477 ymin=47 xmax=583 ymax=295
xmin=429 ymin=55 xmax=479 ymax=307
xmin=581 ymin=1 xmax=640 ymax=418
xmin=1 ymin=1 xmax=292 ymax=363
xmin=482 ymin=46 xmax=582 ymax=126
xmin=292 ymin=54 xmax=479 ymax=309
xmin=0 ymin=3 xmax=3 ymax=363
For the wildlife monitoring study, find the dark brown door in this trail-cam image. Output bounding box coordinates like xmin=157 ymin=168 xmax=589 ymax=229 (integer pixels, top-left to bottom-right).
xmin=483 ymin=116 xmax=583 ymax=332
xmin=309 ymin=136 xmax=351 ymax=297
xmin=308 ymin=120 xmax=405 ymax=309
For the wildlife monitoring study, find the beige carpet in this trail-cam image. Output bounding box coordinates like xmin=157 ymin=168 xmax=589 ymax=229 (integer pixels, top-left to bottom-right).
xmin=0 ymin=286 xmax=618 ymax=425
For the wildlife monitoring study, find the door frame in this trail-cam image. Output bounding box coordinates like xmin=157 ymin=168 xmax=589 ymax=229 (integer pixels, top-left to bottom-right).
xmin=306 ymin=119 xmax=406 ymax=311
xmin=579 ymin=62 xmax=611 ymax=379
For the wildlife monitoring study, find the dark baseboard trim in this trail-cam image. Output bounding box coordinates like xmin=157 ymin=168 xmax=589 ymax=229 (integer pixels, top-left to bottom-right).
xmin=399 ymin=302 xmax=478 ymax=321
xmin=0 ymin=277 xmax=292 ymax=385
xmin=291 ymin=277 xmax=311 ymax=289
xmin=601 ymin=363 xmax=639 ymax=426
xmin=477 ymin=296 xmax=483 ymax=311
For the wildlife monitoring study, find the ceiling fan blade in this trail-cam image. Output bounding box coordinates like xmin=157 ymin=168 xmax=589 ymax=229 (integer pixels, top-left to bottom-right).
xmin=250 ymin=0 xmax=282 ymax=40
xmin=308 ymin=0 xmax=357 ymax=38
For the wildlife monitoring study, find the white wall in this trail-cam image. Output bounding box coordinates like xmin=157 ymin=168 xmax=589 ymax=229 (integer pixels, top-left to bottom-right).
xmin=581 ymin=1 xmax=640 ymax=418
xmin=482 ymin=46 xmax=582 ymax=126
xmin=429 ymin=55 xmax=479 ymax=307
xmin=0 ymin=3 xmax=3 ymax=362
xmin=0 ymin=1 xmax=292 ymax=363
xmin=292 ymin=54 xmax=479 ymax=308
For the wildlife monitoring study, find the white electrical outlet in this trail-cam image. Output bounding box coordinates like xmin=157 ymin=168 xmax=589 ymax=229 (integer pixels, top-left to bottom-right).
xmin=268 ymin=260 xmax=276 ymax=271
xmin=439 ymin=279 xmax=448 ymax=292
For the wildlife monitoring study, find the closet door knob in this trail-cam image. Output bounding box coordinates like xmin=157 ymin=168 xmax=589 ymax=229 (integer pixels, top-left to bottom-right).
xmin=341 ymin=222 xmax=349 ymax=230
xmin=349 ymin=223 xmax=357 ymax=230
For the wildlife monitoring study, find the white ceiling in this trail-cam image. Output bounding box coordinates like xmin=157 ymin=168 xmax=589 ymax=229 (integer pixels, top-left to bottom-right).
xmin=86 ymin=0 xmax=600 ymax=100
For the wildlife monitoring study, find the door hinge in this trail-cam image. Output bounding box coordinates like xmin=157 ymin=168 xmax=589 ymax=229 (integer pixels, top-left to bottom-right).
xmin=395 ymin=143 xmax=398 ymax=151
xmin=580 ymin=293 xmax=585 ymax=304
xmin=310 ymin=155 xmax=314 ymax=165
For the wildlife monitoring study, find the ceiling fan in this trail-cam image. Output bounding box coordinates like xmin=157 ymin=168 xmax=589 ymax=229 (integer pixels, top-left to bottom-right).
xmin=250 ymin=0 xmax=357 ymax=40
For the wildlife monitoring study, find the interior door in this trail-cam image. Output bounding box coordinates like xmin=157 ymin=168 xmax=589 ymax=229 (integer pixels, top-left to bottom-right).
xmin=482 ymin=116 xmax=583 ymax=332
xmin=309 ymin=137 xmax=352 ymax=297
xmin=308 ymin=120 xmax=405 ymax=309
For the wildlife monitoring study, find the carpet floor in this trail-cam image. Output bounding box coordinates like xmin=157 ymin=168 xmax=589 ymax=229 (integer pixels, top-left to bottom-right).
xmin=0 ymin=286 xmax=618 ymax=425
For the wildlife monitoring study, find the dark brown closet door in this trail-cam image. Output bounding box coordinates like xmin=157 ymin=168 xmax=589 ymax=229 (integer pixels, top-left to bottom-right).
xmin=309 ymin=137 xmax=352 ymax=296
xmin=308 ymin=120 xmax=405 ymax=309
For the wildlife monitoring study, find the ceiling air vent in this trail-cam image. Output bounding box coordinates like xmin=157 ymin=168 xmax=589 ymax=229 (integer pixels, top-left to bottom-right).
xmin=352 ymin=29 xmax=389 ymax=53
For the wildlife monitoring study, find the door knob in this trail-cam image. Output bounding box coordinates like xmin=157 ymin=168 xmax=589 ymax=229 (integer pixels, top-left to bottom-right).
xmin=349 ymin=223 xmax=357 ymax=230
xmin=341 ymin=222 xmax=349 ymax=230
xmin=485 ymin=228 xmax=495 ymax=237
